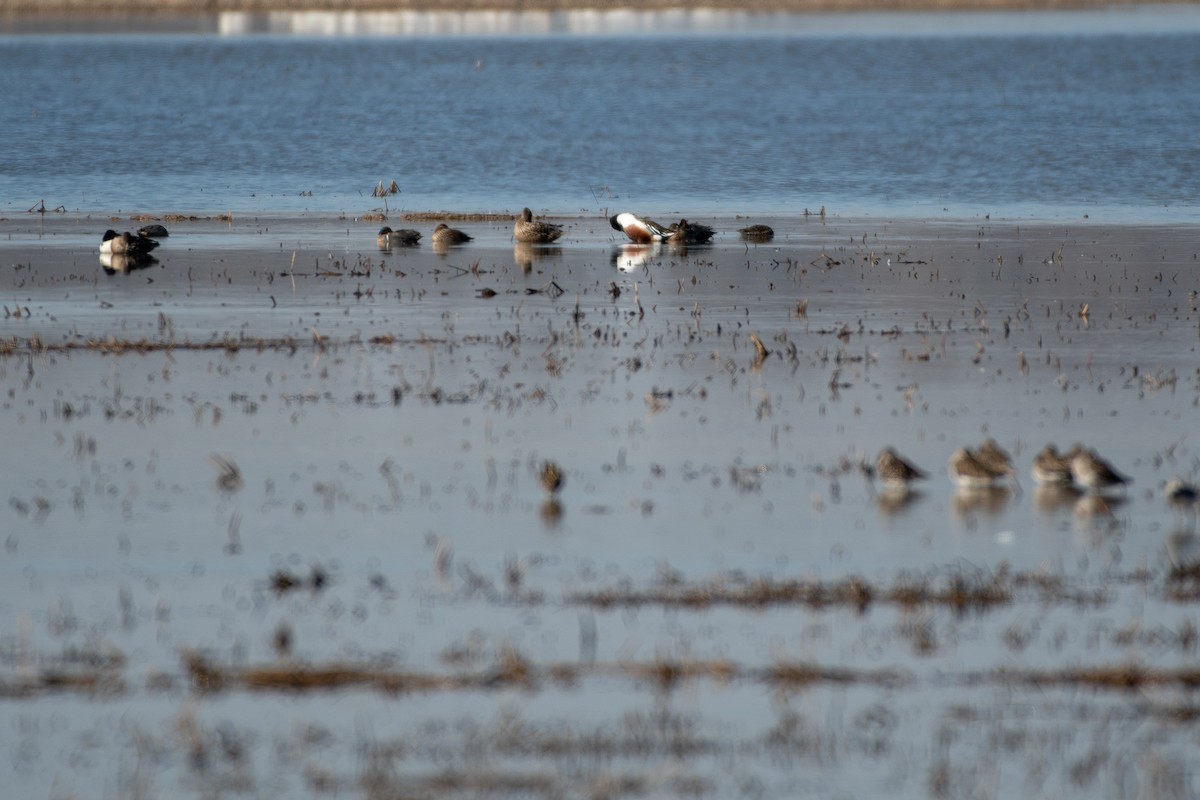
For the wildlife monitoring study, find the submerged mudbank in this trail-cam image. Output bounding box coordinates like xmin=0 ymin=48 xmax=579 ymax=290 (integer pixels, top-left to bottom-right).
xmin=2 ymin=213 xmax=1200 ymax=798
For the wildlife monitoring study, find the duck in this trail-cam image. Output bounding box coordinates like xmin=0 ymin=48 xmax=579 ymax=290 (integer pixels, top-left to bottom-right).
xmin=667 ymin=219 xmax=716 ymax=245
xmin=610 ymin=212 xmax=671 ymax=244
xmin=739 ymin=224 xmax=774 ymax=241
xmin=376 ymin=226 xmax=422 ymax=248
xmin=513 ymin=208 xmax=564 ymax=244
xmin=874 ymin=447 xmax=927 ymax=491
xmin=99 ymin=229 xmax=159 ymax=256
xmin=431 ymin=223 xmax=473 ymax=246
xmin=137 ymin=223 xmax=169 ymax=239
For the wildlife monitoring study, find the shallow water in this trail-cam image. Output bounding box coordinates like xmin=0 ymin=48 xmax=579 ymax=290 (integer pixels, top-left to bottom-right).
xmin=2 ymin=7 xmax=1200 ymax=221
xmin=2 ymin=212 xmax=1200 ymax=797
xmin=3 ymin=7 xmax=1200 ymax=797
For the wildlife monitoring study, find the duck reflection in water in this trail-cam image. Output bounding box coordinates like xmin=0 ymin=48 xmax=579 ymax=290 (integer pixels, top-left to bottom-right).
xmin=100 ymin=252 xmax=158 ymax=275
xmin=513 ymin=242 xmax=563 ymax=274
xmin=613 ymin=243 xmax=661 ymax=273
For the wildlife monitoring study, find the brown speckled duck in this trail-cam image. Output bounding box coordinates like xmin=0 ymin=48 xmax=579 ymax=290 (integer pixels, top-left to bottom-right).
xmin=513 ymin=208 xmax=564 ymax=244
xmin=431 ymin=223 xmax=473 ymax=246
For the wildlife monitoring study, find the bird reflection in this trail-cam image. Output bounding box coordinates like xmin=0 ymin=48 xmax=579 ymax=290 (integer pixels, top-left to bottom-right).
xmin=951 ymin=485 xmax=1013 ymax=517
xmin=513 ymin=242 xmax=563 ymax=274
xmin=100 ymin=252 xmax=158 ymax=275
xmin=875 ymin=487 xmax=924 ymax=517
xmin=1033 ymin=483 xmax=1082 ymax=514
xmin=1164 ymin=528 xmax=1200 ymax=575
xmin=612 ymin=243 xmax=660 ymax=273
xmin=539 ymin=498 xmax=564 ymax=529
xmin=1073 ymin=493 xmax=1127 ymax=521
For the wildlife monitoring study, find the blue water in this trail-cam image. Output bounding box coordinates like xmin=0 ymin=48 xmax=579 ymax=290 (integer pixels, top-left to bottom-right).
xmin=2 ymin=8 xmax=1199 ymax=221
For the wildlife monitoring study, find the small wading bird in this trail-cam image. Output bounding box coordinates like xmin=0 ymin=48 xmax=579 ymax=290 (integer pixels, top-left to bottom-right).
xmin=431 ymin=223 xmax=473 ymax=246
xmin=99 ymin=229 xmax=159 ymax=257
xmin=513 ymin=208 xmax=564 ymax=244
xmin=610 ymin=212 xmax=671 ymax=243
xmin=975 ymin=438 xmax=1017 ymax=481
xmin=948 ymin=447 xmax=1009 ymax=489
xmin=667 ymin=219 xmax=716 ymax=245
xmin=1070 ymin=448 xmax=1131 ymax=494
xmin=1031 ymin=444 xmax=1077 ymax=485
xmin=539 ymin=460 xmax=565 ymax=495
xmin=376 ymin=226 xmax=422 ymax=248
xmin=874 ymin=447 xmax=928 ymax=492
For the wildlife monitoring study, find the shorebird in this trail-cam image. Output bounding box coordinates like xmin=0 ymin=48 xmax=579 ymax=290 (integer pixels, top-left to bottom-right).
xmin=513 ymin=208 xmax=564 ymax=244
xmin=1031 ymin=444 xmax=1076 ymax=485
xmin=376 ymin=226 xmax=422 ymax=248
xmin=431 ymin=223 xmax=473 ymax=246
xmin=1164 ymin=478 xmax=1199 ymax=507
xmin=667 ymin=219 xmax=716 ymax=245
xmin=539 ymin=460 xmax=565 ymax=495
xmin=610 ymin=212 xmax=671 ymax=243
xmin=1070 ymin=448 xmax=1131 ymax=494
xmin=975 ymin=438 xmax=1017 ymax=481
xmin=874 ymin=447 xmax=928 ymax=491
xmin=738 ymin=224 xmax=774 ymax=241
xmin=99 ymin=229 xmax=159 ymax=256
xmin=948 ymin=447 xmax=1009 ymax=489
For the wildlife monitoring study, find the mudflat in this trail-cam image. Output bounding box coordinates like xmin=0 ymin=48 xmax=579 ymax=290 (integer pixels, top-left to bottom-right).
xmin=3 ymin=209 xmax=1199 ymax=797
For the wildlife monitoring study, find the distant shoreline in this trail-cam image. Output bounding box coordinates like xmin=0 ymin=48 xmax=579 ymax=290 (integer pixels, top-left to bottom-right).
xmin=1 ymin=0 xmax=1193 ymax=16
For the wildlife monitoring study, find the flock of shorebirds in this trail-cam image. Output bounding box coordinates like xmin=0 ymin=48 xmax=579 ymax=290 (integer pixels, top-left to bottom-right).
xmin=872 ymin=440 xmax=1198 ymax=508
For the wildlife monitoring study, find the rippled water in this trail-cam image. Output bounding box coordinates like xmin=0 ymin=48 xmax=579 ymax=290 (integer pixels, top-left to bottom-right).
xmin=2 ymin=7 xmax=1199 ymax=220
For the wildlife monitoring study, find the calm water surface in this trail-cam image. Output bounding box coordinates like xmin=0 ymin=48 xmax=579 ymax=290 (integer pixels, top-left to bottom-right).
xmin=3 ymin=10 xmax=1200 ymax=800
xmin=1 ymin=7 xmax=1199 ymax=220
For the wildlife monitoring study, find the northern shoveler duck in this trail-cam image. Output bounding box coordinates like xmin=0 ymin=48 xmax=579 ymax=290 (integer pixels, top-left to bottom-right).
xmin=513 ymin=208 xmax=564 ymax=244
xmin=610 ymin=212 xmax=670 ymax=244
xmin=377 ymin=226 xmax=422 ymax=248
xmin=739 ymin=224 xmax=774 ymax=242
xmin=1031 ymin=444 xmax=1076 ymax=485
xmin=948 ymin=447 xmax=1009 ymax=489
xmin=137 ymin=224 xmax=169 ymax=239
xmin=100 ymin=229 xmax=159 ymax=256
xmin=874 ymin=447 xmax=927 ymax=491
xmin=667 ymin=219 xmax=715 ymax=245
xmin=1070 ymin=448 xmax=1130 ymax=494
xmin=431 ymin=223 xmax=473 ymax=246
